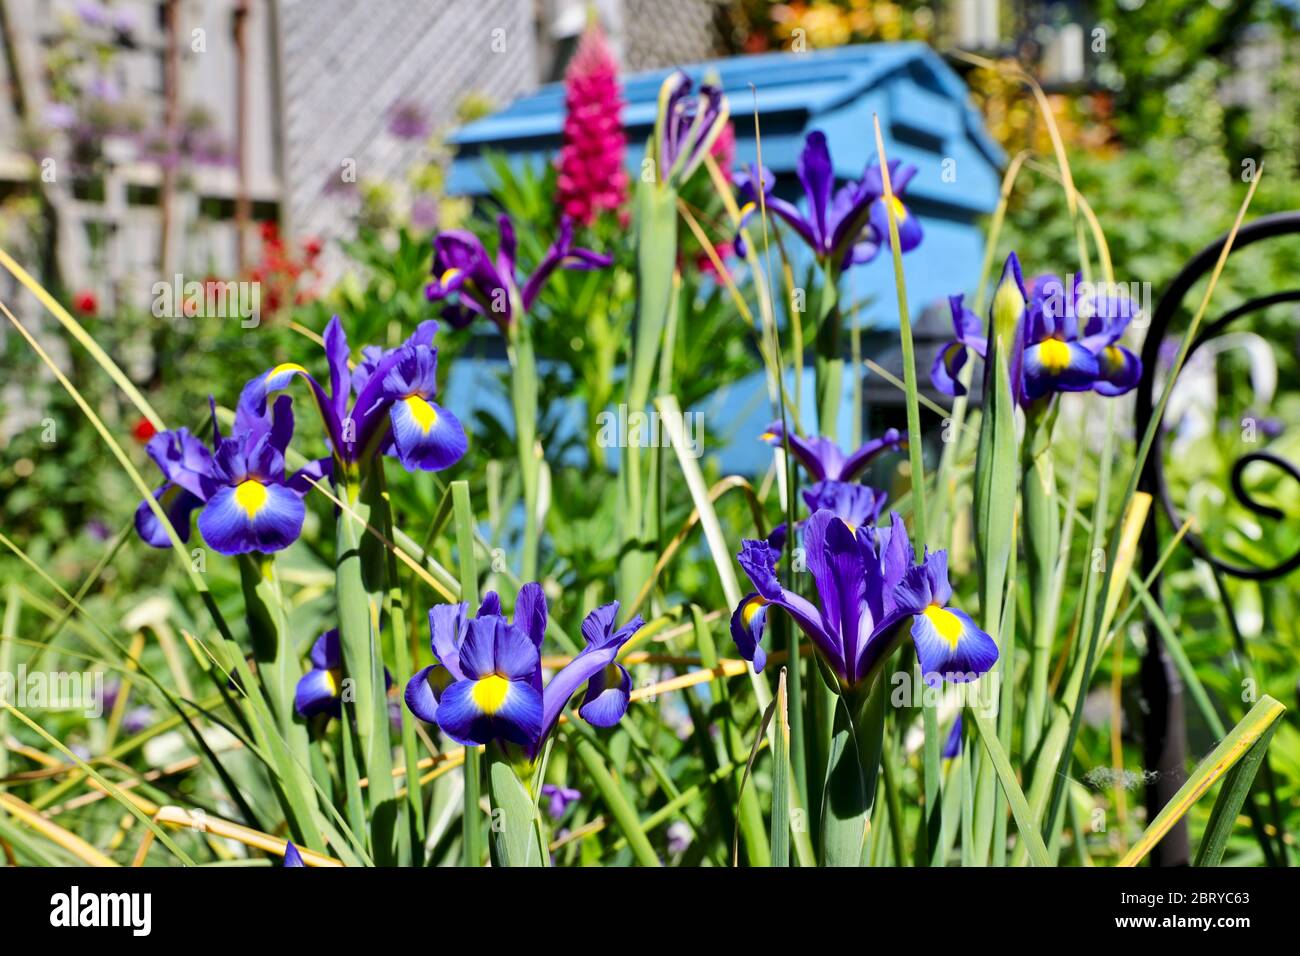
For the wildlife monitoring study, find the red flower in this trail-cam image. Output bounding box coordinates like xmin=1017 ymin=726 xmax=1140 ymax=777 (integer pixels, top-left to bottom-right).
xmin=132 ymin=417 xmax=157 ymax=443
xmin=73 ymin=290 xmax=98 ymax=316
xmin=555 ymin=21 xmax=628 ymax=226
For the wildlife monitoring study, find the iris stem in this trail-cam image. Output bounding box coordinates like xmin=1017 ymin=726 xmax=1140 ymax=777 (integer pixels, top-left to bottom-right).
xmin=237 ymin=553 xmax=322 ymax=849
xmin=1021 ymin=409 xmax=1060 ymax=757
xmin=508 ymin=324 xmax=541 ymax=582
xmin=819 ymin=677 xmax=886 ymax=866
xmin=619 ymin=178 xmax=677 ymax=614
xmin=812 ymin=260 xmax=842 ymax=441
xmin=451 ymin=480 xmax=485 ymax=866
xmin=335 ymin=469 xmax=399 ymax=864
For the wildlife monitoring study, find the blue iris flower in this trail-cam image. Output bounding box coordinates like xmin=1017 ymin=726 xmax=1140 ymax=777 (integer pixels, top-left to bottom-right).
xmin=293 ymin=628 xmax=392 ymax=720
xmin=242 ymin=316 xmax=467 ymax=473
xmin=932 ymin=253 xmax=1144 ymax=406
xmin=134 ymin=397 xmax=319 ymax=556
xmin=732 ymin=511 xmax=997 ymax=689
xmin=734 ymin=130 xmax=922 ymax=269
xmin=404 ymin=584 xmax=642 ymax=757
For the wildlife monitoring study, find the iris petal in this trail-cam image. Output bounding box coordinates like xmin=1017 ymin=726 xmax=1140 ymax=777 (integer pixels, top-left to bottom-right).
xmin=135 ymin=482 xmax=203 ymax=548
xmin=428 ymin=602 xmax=469 ymax=679
xmin=197 ymin=481 xmax=304 ymax=555
xmin=540 ymin=603 xmax=641 ymax=744
xmin=869 ymin=195 xmax=923 ymax=253
xmin=457 ymin=616 xmax=540 ymax=684
xmin=294 ymin=666 xmax=340 ymax=718
xmin=910 ymin=605 xmax=998 ymax=686
xmin=309 ymin=629 xmax=341 ymax=670
xmin=1022 ymin=339 xmax=1099 ymax=400
xmin=578 ymin=662 xmax=631 ymax=727
xmin=1093 ymin=344 xmax=1141 ymax=397
xmin=404 ymin=663 xmax=453 ymax=724
xmin=729 ymin=593 xmax=770 ymax=672
xmin=514 ymin=582 xmax=548 ymax=648
xmin=943 ymin=715 xmax=963 ymax=760
xmin=931 ymin=340 xmax=969 ymax=397
xmin=797 ymin=130 xmax=835 ymax=248
xmin=388 ymin=396 xmax=468 ymax=472
xmin=435 ymin=676 xmax=542 ymax=747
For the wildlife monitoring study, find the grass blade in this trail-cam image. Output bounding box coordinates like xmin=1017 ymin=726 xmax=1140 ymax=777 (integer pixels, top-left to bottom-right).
xmin=1120 ymin=696 xmax=1286 ymax=867
xmin=770 ymin=668 xmax=791 ymax=867
xmin=1195 ymin=721 xmax=1282 ymax=867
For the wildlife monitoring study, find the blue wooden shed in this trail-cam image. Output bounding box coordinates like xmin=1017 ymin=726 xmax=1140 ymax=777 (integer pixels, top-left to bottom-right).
xmin=443 ymin=43 xmax=1005 ymax=472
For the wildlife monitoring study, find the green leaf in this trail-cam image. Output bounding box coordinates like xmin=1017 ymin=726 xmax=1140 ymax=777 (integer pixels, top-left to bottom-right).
xmin=969 ymin=706 xmax=1051 ymax=867
xmin=819 ymin=681 xmax=885 ymax=867
xmin=573 ymin=735 xmax=660 ymax=867
xmin=1195 ymin=721 xmax=1281 ymax=867
xmin=1121 ymin=695 xmax=1286 ymax=867
xmin=487 ymin=747 xmax=547 ymax=867
xmin=770 ymin=669 xmax=791 ymax=867
xmin=451 ymin=480 xmax=485 ymax=867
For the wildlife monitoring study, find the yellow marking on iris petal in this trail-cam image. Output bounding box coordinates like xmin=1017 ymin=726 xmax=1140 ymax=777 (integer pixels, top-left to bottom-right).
xmin=440 ymin=267 xmax=463 ymax=285
xmin=886 ymin=195 xmax=908 ymax=220
xmin=266 ymin=362 xmax=308 ymax=382
xmin=842 ymin=520 xmax=857 ymax=534
xmin=1038 ymin=338 xmax=1073 ymax=373
xmin=233 ymin=479 xmax=269 ymax=517
xmin=738 ymin=201 xmax=756 ymax=218
xmin=471 ymin=674 xmax=511 ymax=715
xmin=759 ymin=431 xmax=776 ymax=442
xmin=404 ymin=395 xmax=438 ymax=433
xmin=742 ymin=596 xmax=767 ymax=628
xmin=324 ymin=668 xmax=341 ymax=697
xmin=922 ymin=605 xmax=964 ymax=651
xmin=1103 ymin=345 xmax=1124 ymax=372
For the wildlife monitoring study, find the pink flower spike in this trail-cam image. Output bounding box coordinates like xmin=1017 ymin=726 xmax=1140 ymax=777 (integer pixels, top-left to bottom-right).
xmin=555 ymin=21 xmax=628 ymax=226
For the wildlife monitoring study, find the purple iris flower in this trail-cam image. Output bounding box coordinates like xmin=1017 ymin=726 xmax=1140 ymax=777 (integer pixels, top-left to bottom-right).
xmin=767 ymin=479 xmax=887 ymax=551
xmin=134 ymin=397 xmax=321 ymax=556
xmin=283 ymin=842 xmax=305 ymax=867
xmin=943 ymin=714 xmax=963 ymax=760
xmin=733 ymin=131 xmax=922 ymax=269
xmin=244 ymin=315 xmax=466 ymax=473
xmin=731 ymin=511 xmax=997 ymax=688
xmin=1019 ymin=273 xmax=1101 ymax=402
xmin=759 ymin=420 xmax=905 ymax=483
xmin=1072 ymin=281 xmax=1143 ymax=397
xmin=425 ymin=215 xmax=611 ymax=333
xmin=656 ymin=70 xmax=728 ymax=185
xmin=293 ymin=629 xmax=392 ymax=720
xmin=404 ymin=584 xmax=642 ymax=757
xmin=930 ymin=293 xmax=987 ymax=398
xmin=541 ymin=783 xmax=582 ymax=819
xmin=932 ymin=254 xmax=1143 ymax=406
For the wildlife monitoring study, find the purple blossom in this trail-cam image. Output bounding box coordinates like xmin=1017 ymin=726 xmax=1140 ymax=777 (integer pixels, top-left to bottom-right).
xmin=732 ymin=512 xmax=996 ymax=688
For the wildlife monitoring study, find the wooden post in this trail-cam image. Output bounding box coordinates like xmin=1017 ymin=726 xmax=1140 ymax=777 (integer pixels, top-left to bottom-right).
xmin=234 ymin=0 xmax=251 ymax=272
xmin=159 ymin=0 xmax=180 ymax=277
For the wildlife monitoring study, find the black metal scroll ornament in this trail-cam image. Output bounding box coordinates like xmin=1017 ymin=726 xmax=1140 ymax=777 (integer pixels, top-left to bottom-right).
xmin=1135 ymin=211 xmax=1300 ymax=866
